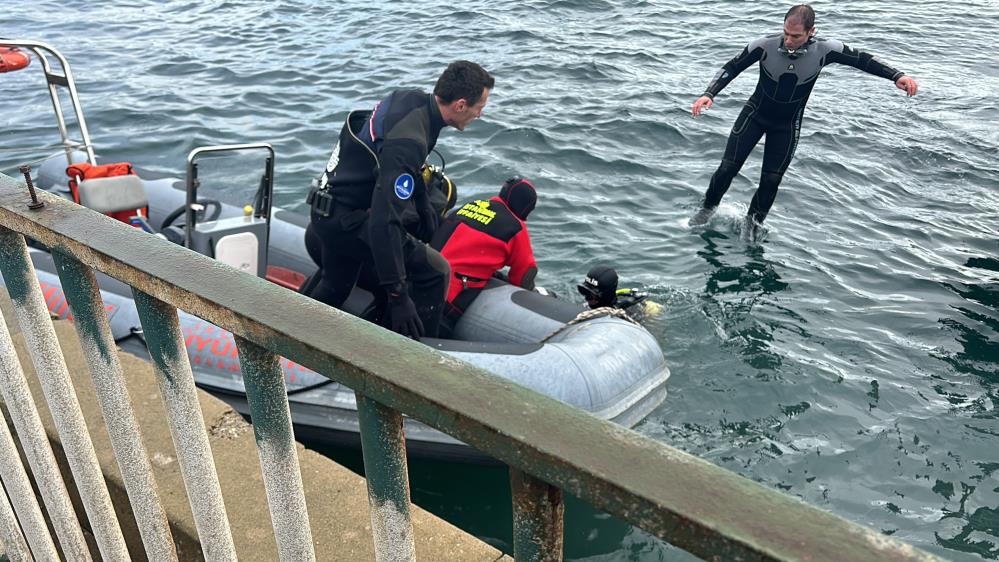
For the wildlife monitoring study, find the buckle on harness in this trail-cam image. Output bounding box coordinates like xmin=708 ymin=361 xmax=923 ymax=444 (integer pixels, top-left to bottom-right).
xmin=308 ymin=185 xmax=334 ymax=217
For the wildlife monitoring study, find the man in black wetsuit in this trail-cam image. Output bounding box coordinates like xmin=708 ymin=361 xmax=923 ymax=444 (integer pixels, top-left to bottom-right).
xmin=688 ymin=4 xmax=919 ymax=231
xmin=304 ymin=61 xmax=494 ymax=340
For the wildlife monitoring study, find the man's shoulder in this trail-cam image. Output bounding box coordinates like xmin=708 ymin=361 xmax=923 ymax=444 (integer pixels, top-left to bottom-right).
xmin=388 ymin=88 xmax=428 ymax=102
xmin=747 ymin=33 xmax=781 ymax=51
xmin=383 ymin=89 xmax=429 ymax=115
xmin=812 ymin=37 xmax=845 ymax=54
xmin=381 ymin=90 xmax=432 ymax=143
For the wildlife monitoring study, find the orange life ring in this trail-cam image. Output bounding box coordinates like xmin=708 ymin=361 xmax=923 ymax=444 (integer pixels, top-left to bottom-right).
xmin=0 ymin=47 xmax=31 ymax=73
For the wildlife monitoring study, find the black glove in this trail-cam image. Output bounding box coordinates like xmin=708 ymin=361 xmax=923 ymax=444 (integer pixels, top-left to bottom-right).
xmin=386 ymin=290 xmax=423 ymax=340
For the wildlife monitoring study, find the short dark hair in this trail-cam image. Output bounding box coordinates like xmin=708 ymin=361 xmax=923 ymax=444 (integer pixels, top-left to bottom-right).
xmin=434 ymin=61 xmax=494 ymax=105
xmin=784 ymin=4 xmax=815 ymax=29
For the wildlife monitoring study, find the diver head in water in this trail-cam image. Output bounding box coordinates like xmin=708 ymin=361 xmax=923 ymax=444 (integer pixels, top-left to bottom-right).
xmin=578 ymin=265 xmax=619 ymax=308
xmin=578 ymin=265 xmax=657 ymax=313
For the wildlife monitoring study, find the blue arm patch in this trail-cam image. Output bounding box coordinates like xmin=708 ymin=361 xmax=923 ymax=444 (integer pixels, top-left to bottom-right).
xmin=394 ymin=173 xmax=415 ymax=200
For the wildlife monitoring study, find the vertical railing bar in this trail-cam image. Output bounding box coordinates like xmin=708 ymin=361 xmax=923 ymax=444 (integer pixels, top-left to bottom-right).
xmin=131 ymin=288 xmax=237 ymax=562
xmin=0 ymin=467 xmax=35 ymax=562
xmin=0 ymin=330 xmax=91 ymax=562
xmin=0 ymin=404 xmax=58 ymax=561
xmin=0 ymin=231 xmax=130 ymax=561
xmin=355 ymin=393 xmax=415 ymax=562
xmin=0 ymin=230 xmax=95 ymax=562
xmin=52 ymin=251 xmax=179 ymax=562
xmin=0 ymin=313 xmax=92 ymax=561
xmin=233 ymin=336 xmax=316 ymax=562
xmin=510 ymin=468 xmax=565 ymax=562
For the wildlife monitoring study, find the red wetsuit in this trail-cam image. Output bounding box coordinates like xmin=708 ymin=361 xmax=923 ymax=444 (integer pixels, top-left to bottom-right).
xmin=431 ymin=196 xmax=537 ymax=305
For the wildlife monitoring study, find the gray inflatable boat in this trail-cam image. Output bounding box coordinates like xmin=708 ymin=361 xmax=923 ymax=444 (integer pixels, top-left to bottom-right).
xmin=18 ymin=151 xmax=670 ymax=461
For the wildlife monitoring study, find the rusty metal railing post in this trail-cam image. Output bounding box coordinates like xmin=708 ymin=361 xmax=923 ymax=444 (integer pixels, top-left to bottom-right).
xmin=52 ymin=251 xmax=179 ymax=562
xmin=0 ymin=404 xmax=58 ymax=561
xmin=0 ymin=302 xmax=90 ymax=560
xmin=355 ymin=393 xmax=415 ymax=562
xmin=233 ymin=335 xmax=315 ymax=562
xmin=511 ymin=468 xmax=564 ymax=561
xmin=0 ymin=479 xmax=32 ymax=562
xmin=0 ymin=288 xmax=91 ymax=560
xmin=132 ymin=288 xmax=237 ymax=561
xmin=0 ymin=228 xmax=128 ymax=561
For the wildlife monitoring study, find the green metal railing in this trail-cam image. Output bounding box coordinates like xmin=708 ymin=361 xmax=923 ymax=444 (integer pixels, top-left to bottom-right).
xmin=0 ymin=171 xmax=941 ymax=561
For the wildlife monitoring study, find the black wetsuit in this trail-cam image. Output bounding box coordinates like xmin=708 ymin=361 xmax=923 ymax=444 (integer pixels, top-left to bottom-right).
xmin=304 ymin=89 xmax=450 ymax=336
xmin=701 ymin=34 xmax=905 ymax=223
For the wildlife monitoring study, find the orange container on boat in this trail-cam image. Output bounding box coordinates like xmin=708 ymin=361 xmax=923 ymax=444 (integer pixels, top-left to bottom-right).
xmin=0 ymin=47 xmax=31 ymax=73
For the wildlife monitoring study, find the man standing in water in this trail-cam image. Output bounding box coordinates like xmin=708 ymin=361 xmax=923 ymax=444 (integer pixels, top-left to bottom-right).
xmin=688 ymin=4 xmax=918 ymax=232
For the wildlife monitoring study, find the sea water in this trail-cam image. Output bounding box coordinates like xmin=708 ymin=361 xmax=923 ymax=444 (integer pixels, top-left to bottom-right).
xmin=2 ymin=1 xmax=997 ymax=559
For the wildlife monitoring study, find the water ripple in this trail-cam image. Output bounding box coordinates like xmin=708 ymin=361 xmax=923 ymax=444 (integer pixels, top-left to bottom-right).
xmin=2 ymin=1 xmax=997 ymax=559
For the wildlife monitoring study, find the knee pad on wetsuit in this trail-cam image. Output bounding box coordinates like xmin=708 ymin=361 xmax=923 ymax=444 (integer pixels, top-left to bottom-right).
xmin=713 ymin=159 xmax=740 ymax=183
xmin=408 ymin=245 xmax=450 ymax=294
xmin=400 ymin=243 xmax=449 ymax=338
xmin=426 ymin=248 xmax=450 ymax=301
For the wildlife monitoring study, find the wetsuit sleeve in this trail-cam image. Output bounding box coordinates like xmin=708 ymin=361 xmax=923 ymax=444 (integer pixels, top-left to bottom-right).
xmin=369 ymin=137 xmax=426 ymax=287
xmin=703 ymin=40 xmax=765 ymax=99
xmin=506 ymin=227 xmax=537 ymax=291
xmin=823 ymin=42 xmax=905 ymax=81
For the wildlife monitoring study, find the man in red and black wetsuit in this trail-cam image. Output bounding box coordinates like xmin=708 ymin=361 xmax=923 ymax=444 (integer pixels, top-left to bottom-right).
xmin=431 ymin=177 xmax=538 ymax=327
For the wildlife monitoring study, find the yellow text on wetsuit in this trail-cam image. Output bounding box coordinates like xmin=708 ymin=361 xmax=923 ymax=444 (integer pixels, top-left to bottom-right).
xmin=455 ymin=200 xmax=496 ymax=225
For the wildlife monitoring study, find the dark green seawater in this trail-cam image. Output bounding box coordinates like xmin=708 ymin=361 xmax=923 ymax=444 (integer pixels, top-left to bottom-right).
xmin=3 ymin=1 xmax=997 ymax=559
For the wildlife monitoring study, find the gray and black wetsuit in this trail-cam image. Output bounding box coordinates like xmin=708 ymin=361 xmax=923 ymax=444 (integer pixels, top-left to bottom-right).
xmin=304 ymin=89 xmax=451 ymax=336
xmin=701 ymin=34 xmax=905 ymax=223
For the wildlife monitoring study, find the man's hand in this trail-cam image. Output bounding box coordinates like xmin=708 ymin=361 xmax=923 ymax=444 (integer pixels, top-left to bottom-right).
xmin=692 ymin=95 xmax=713 ymax=117
xmin=386 ymin=292 xmax=424 ymax=340
xmin=895 ymin=75 xmax=918 ymax=96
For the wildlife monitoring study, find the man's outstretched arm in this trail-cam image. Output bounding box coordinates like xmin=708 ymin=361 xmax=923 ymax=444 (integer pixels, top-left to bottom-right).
xmin=825 ymin=42 xmax=919 ymax=96
xmin=693 ymin=41 xmax=766 ymax=116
